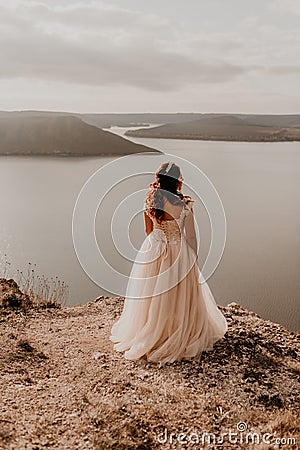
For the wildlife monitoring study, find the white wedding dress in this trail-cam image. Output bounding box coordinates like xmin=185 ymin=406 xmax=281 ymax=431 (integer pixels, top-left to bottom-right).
xmin=109 ymin=198 xmax=228 ymax=364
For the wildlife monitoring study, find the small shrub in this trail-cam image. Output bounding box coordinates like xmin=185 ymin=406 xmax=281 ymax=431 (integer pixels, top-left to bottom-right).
xmin=0 ymin=256 xmax=68 ymax=310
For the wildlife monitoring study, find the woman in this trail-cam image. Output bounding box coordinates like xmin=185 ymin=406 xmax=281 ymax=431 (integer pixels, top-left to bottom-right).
xmin=110 ymin=162 xmax=228 ymax=364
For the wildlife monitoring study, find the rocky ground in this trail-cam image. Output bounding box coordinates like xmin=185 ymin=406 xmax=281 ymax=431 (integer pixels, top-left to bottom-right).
xmin=0 ymin=279 xmax=299 ymax=449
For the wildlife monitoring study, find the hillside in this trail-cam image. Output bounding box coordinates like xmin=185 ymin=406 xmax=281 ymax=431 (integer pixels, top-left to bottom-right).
xmin=1 ymin=111 xmax=300 ymax=145
xmin=3 ymin=111 xmax=300 ymax=130
xmin=80 ymin=113 xmax=206 ymax=128
xmin=125 ymin=114 xmax=300 ymax=142
xmin=81 ymin=112 xmax=300 ymax=130
xmin=0 ymin=115 xmax=158 ymax=156
xmin=0 ymin=278 xmax=299 ymax=449
xmin=0 ymin=111 xmax=217 ymax=128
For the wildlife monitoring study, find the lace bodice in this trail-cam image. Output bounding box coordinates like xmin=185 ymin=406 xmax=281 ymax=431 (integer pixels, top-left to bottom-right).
xmin=147 ymin=201 xmax=192 ymax=244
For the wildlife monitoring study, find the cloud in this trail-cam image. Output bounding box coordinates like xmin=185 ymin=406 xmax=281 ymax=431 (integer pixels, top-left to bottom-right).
xmin=0 ymin=3 xmax=250 ymax=91
xmin=17 ymin=2 xmax=169 ymax=34
xmin=265 ymin=65 xmax=300 ymax=75
xmin=271 ymin=0 xmax=300 ymax=15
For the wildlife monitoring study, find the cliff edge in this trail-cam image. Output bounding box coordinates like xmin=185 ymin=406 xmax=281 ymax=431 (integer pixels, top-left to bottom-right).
xmin=0 ymin=279 xmax=299 ymax=449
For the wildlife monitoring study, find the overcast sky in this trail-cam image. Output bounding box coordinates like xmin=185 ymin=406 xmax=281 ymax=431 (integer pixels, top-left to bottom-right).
xmin=1 ymin=0 xmax=299 ymax=113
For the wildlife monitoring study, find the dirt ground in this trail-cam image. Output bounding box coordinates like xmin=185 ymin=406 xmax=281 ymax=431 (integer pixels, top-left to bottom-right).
xmin=0 ymin=296 xmax=299 ymax=449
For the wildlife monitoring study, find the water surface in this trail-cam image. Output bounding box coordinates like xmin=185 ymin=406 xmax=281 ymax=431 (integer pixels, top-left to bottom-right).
xmin=0 ymin=133 xmax=299 ymax=332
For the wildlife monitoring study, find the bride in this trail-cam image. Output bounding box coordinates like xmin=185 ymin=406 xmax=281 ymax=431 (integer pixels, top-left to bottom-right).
xmin=110 ymin=161 xmax=228 ymax=364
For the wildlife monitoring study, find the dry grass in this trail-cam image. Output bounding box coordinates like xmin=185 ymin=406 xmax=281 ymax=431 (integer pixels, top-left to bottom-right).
xmin=0 ymin=257 xmax=68 ymax=309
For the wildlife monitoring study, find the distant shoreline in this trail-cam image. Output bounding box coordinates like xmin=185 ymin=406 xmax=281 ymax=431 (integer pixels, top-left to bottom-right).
xmin=123 ymin=113 xmax=300 ymax=143
xmin=0 ymin=150 xmax=161 ymax=157
xmin=125 ymin=131 xmax=300 ymax=143
xmin=1 ymin=111 xmax=300 ymax=151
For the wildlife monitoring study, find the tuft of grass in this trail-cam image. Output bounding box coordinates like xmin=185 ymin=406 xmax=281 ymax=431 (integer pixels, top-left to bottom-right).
xmin=16 ymin=262 xmax=68 ymax=307
xmin=0 ymin=255 xmax=68 ymax=310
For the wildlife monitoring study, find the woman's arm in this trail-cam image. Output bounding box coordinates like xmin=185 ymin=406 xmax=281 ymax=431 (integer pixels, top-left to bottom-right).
xmin=144 ymin=211 xmax=153 ymax=236
xmin=184 ymin=205 xmax=198 ymax=257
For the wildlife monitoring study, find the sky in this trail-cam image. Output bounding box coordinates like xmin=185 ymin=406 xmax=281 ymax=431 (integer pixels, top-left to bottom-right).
xmin=0 ymin=0 xmax=300 ymax=113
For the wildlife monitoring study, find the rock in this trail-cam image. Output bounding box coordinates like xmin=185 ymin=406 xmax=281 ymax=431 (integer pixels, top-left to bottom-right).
xmin=0 ymin=278 xmax=32 ymax=309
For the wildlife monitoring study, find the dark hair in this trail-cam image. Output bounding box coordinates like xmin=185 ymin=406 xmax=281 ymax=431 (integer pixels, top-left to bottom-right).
xmin=145 ymin=162 xmax=184 ymax=222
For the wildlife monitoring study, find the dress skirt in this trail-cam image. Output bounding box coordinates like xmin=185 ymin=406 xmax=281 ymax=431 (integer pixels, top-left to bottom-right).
xmin=109 ymin=228 xmax=228 ymax=364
